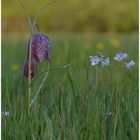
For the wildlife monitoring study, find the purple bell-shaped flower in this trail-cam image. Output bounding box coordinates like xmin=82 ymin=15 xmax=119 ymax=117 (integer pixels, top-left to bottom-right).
xmin=24 ymin=33 xmax=51 ymax=78
xmin=29 ymin=33 xmax=51 ymax=63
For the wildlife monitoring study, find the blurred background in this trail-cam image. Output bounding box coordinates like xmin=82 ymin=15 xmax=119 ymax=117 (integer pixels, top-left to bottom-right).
xmin=2 ymin=0 xmax=138 ymax=33
xmin=2 ymin=1 xmax=139 ymax=139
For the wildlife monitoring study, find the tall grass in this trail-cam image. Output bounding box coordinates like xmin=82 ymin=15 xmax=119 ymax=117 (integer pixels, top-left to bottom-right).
xmin=2 ymin=33 xmax=138 ymax=139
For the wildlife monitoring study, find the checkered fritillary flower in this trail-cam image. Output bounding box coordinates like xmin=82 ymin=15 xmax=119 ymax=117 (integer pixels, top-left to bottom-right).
xmin=28 ymin=33 xmax=51 ymax=62
xmin=24 ymin=33 xmax=51 ymax=78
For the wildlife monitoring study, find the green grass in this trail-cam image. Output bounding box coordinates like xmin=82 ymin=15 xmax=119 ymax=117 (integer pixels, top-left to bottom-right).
xmin=2 ymin=33 xmax=138 ymax=139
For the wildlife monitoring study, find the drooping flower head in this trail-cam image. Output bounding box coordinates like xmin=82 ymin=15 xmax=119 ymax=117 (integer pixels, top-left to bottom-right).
xmin=114 ymin=52 xmax=127 ymax=62
xmin=28 ymin=33 xmax=51 ymax=63
xmin=125 ymin=60 xmax=135 ymax=69
xmin=24 ymin=33 xmax=51 ymax=78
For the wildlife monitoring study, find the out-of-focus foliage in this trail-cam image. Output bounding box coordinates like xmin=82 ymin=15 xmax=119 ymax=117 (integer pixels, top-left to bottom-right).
xmin=2 ymin=0 xmax=138 ymax=33
xmin=2 ymin=33 xmax=138 ymax=139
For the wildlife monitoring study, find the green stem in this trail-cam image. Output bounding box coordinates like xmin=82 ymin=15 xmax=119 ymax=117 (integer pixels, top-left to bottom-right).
xmin=30 ymin=63 xmax=50 ymax=108
xmin=30 ymin=64 xmax=71 ymax=86
xmin=28 ymin=41 xmax=31 ymax=115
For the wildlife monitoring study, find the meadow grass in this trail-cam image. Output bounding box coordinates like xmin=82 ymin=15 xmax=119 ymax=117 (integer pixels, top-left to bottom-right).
xmin=2 ymin=33 xmax=138 ymax=140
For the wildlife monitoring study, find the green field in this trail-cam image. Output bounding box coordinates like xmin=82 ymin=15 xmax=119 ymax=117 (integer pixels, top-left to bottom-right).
xmin=2 ymin=0 xmax=138 ymax=32
xmin=2 ymin=33 xmax=138 ymax=139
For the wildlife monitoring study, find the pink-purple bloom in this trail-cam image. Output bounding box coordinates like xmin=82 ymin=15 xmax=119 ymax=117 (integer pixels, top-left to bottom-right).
xmin=114 ymin=52 xmax=127 ymax=62
xmin=28 ymin=33 xmax=51 ymax=62
xmin=125 ymin=60 xmax=135 ymax=69
xmin=24 ymin=33 xmax=51 ymax=78
xmin=31 ymin=33 xmax=51 ymax=62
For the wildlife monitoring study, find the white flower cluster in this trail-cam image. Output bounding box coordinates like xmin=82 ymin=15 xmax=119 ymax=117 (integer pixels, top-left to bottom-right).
xmin=89 ymin=52 xmax=135 ymax=69
xmin=89 ymin=53 xmax=110 ymax=67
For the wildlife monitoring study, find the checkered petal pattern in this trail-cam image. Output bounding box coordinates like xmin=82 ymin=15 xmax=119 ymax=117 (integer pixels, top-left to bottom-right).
xmin=27 ymin=33 xmax=51 ymax=63
xmin=24 ymin=33 xmax=51 ymax=78
xmin=24 ymin=57 xmax=37 ymax=78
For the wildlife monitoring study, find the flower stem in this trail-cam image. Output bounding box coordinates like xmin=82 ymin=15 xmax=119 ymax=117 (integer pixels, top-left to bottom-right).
xmin=28 ymin=38 xmax=32 ymax=115
xmin=29 ymin=64 xmax=71 ymax=86
xmin=30 ymin=63 xmax=50 ymax=108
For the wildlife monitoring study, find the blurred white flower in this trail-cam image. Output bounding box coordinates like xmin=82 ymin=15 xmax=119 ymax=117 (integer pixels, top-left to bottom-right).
xmin=101 ymin=57 xmax=110 ymax=67
xmin=3 ymin=111 xmax=10 ymax=117
xmin=114 ymin=52 xmax=127 ymax=62
xmin=89 ymin=55 xmax=100 ymax=66
xmin=89 ymin=53 xmax=110 ymax=67
xmin=106 ymin=112 xmax=112 ymax=116
xmin=125 ymin=60 xmax=135 ymax=69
